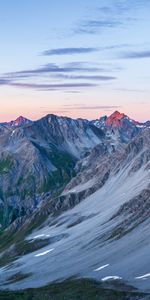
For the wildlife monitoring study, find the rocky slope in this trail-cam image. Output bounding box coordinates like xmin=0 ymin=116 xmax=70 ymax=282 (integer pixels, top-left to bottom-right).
xmin=0 ymin=112 xmax=150 ymax=293
xmin=0 ymin=111 xmax=148 ymax=229
xmin=0 ymin=114 xmax=104 ymax=228
xmin=0 ymin=128 xmax=150 ymax=293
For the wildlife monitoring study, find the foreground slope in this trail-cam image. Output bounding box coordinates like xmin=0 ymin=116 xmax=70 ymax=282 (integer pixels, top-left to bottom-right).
xmin=0 ymin=129 xmax=150 ymax=293
xmin=0 ymin=279 xmax=149 ymax=300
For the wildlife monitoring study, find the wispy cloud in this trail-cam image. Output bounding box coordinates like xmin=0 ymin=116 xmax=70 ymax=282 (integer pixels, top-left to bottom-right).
xmin=43 ymin=104 xmax=121 ymax=115
xmin=62 ymin=104 xmax=121 ymax=110
xmin=120 ymin=50 xmax=150 ymax=59
xmin=74 ymin=20 xmax=122 ymax=34
xmin=42 ymin=44 xmax=129 ymax=57
xmin=0 ymin=78 xmax=9 ymax=85
xmin=114 ymin=87 xmax=147 ymax=93
xmin=0 ymin=51 xmax=118 ymax=91
xmin=0 ymin=59 xmax=118 ymax=91
xmin=42 ymin=47 xmax=98 ymax=56
xmin=73 ymin=1 xmax=141 ymax=35
xmin=52 ymin=74 xmax=116 ymax=81
xmin=64 ymin=90 xmax=82 ymax=94
xmin=0 ymin=80 xmax=98 ymax=91
xmin=4 ymin=63 xmax=105 ymax=80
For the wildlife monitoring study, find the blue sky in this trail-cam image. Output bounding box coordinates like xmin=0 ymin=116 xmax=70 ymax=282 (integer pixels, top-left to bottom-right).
xmin=0 ymin=0 xmax=150 ymax=121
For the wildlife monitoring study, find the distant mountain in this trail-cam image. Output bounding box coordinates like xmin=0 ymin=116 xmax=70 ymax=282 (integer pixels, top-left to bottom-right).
xmin=0 ymin=114 xmax=104 ymax=228
xmin=91 ymin=110 xmax=149 ymax=144
xmin=1 ymin=116 xmax=32 ymax=128
xmin=92 ymin=111 xmax=139 ymax=128
xmin=143 ymin=120 xmax=150 ymax=127
xmin=1 ymin=111 xmax=150 ymax=228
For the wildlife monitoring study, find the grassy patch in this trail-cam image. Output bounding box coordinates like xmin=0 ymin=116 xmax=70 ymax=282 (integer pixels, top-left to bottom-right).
xmin=0 ymin=279 xmax=149 ymax=300
xmin=0 ymin=157 xmax=13 ymax=174
xmin=33 ymin=142 xmax=76 ymax=193
xmin=0 ymin=205 xmax=21 ymax=229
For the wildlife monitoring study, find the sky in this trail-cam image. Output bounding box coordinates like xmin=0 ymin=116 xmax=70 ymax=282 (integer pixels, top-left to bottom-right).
xmin=0 ymin=0 xmax=150 ymax=122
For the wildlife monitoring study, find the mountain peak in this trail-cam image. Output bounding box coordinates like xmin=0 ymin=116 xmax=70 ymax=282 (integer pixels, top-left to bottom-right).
xmin=111 ymin=110 xmax=125 ymax=117
xmin=17 ymin=115 xmax=26 ymax=120
xmin=109 ymin=110 xmax=126 ymax=119
xmin=15 ymin=115 xmax=28 ymax=122
xmin=5 ymin=116 xmax=32 ymax=127
xmin=106 ymin=111 xmax=126 ymax=127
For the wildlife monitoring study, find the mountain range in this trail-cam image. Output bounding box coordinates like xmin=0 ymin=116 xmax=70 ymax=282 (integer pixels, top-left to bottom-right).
xmin=0 ymin=111 xmax=150 ymax=297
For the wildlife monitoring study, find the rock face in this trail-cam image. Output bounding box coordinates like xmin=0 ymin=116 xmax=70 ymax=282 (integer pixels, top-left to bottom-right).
xmin=0 ymin=114 xmax=104 ymax=228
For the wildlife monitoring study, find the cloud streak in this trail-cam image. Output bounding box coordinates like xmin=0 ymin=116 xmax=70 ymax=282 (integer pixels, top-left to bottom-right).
xmin=0 ymin=60 xmax=118 ymax=91
xmin=0 ymin=52 xmax=117 ymax=91
xmin=0 ymin=78 xmax=9 ymax=85
xmin=0 ymin=80 xmax=98 ymax=91
xmin=120 ymin=50 xmax=150 ymax=59
xmin=4 ymin=63 xmax=105 ymax=79
xmin=73 ymin=1 xmax=142 ymax=35
xmin=42 ymin=47 xmax=98 ymax=56
xmin=75 ymin=20 xmax=122 ymax=34
xmin=52 ymin=74 xmax=116 ymax=81
xmin=62 ymin=104 xmax=121 ymax=110
xmin=43 ymin=105 xmax=121 ymax=114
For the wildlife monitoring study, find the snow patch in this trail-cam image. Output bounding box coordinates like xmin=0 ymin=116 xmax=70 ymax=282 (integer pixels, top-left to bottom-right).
xmin=34 ymin=249 xmax=54 ymax=257
xmin=135 ymin=273 xmax=150 ymax=280
xmin=11 ymin=130 xmax=16 ymax=137
xmin=94 ymin=264 xmax=109 ymax=272
xmin=33 ymin=234 xmax=50 ymax=239
xmin=101 ymin=276 xmax=122 ymax=281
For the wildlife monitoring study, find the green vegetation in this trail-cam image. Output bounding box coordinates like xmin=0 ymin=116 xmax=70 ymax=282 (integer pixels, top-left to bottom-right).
xmin=33 ymin=142 xmax=76 ymax=193
xmin=0 ymin=142 xmax=77 ymax=228
xmin=0 ymin=200 xmax=56 ymax=256
xmin=0 ymin=157 xmax=13 ymax=173
xmin=16 ymin=174 xmax=36 ymax=200
xmin=0 ymin=205 xmax=20 ymax=229
xmin=0 ymin=279 xmax=148 ymax=300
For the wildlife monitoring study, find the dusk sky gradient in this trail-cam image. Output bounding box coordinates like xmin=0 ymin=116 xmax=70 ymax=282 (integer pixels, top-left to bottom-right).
xmin=0 ymin=0 xmax=150 ymax=122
